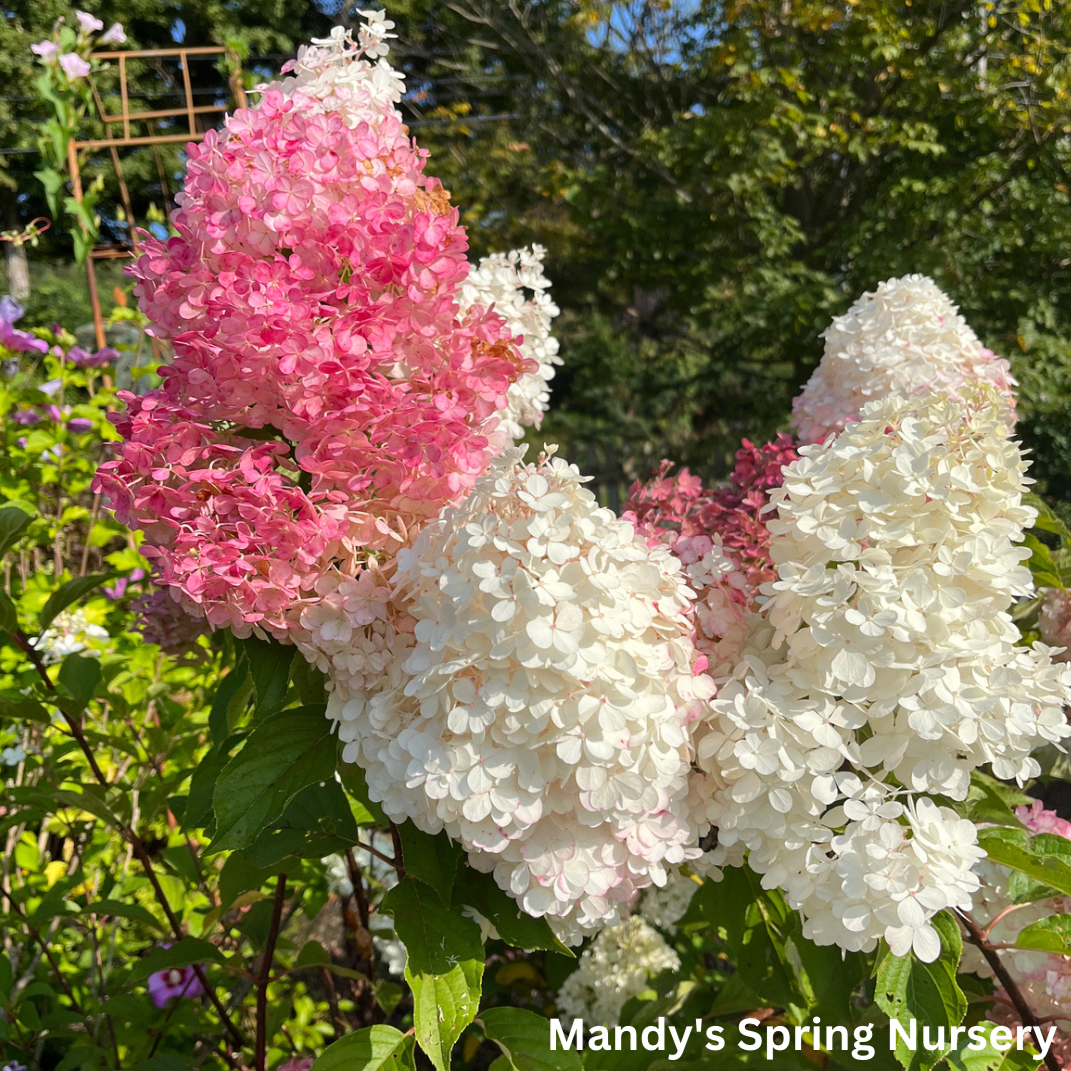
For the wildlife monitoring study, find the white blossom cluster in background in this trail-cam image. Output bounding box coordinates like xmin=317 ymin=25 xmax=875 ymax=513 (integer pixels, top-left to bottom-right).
xmin=791 ymin=275 xmax=1016 ymax=445
xmin=689 ymin=387 xmax=1071 ymax=961
xmin=459 ymin=246 xmax=562 ymax=442
xmin=637 ymin=869 xmax=699 ymax=931
xmin=33 ymin=610 xmax=109 ymax=665
xmin=328 ymin=448 xmax=713 ymax=944
xmin=556 ymin=916 xmax=680 ymax=1025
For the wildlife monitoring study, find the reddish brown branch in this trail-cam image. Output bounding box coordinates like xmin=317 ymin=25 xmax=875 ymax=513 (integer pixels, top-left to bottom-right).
xmin=255 ymin=873 xmax=288 ymax=1071
xmin=959 ymin=911 xmax=1061 ymax=1071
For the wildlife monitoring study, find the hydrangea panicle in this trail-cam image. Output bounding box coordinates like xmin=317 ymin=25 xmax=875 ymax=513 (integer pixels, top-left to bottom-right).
xmin=330 ymin=447 xmax=713 ymax=943
xmin=690 ymin=387 xmax=1071 ymax=960
xmin=458 ymin=245 xmax=562 ymax=442
xmin=94 ymin=17 xmax=534 ymax=641
xmin=556 ymin=916 xmax=680 ymax=1025
xmin=792 ymin=275 xmax=1017 ymax=445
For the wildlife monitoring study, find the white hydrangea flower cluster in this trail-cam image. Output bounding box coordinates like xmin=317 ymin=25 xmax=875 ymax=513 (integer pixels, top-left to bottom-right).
xmin=791 ymin=275 xmax=1016 ymax=445
xmin=33 ymin=610 xmax=109 ymax=665
xmin=322 ymin=853 xmax=354 ymax=898
xmin=329 ymin=448 xmax=714 ymax=943
xmin=689 ymin=388 xmax=1071 ymax=961
xmin=557 ymin=916 xmax=680 ymax=1026
xmin=264 ymin=17 xmax=405 ymax=121
xmin=459 ymin=246 xmax=562 ymax=442
xmin=637 ymin=869 xmax=699 ymax=930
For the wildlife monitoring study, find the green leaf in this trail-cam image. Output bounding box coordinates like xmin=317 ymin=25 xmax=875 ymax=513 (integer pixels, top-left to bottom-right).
xmin=0 ymin=505 xmax=33 ymax=557
xmin=128 ymin=938 xmax=226 ymax=983
xmin=689 ymin=867 xmax=795 ymax=1011
xmin=37 ymin=573 xmax=115 ymax=634
xmin=1015 ymin=913 xmax=1071 ymax=955
xmin=382 ymin=877 xmax=484 ymax=1071
xmin=0 ymin=591 xmax=18 ymax=635
xmin=242 ymin=779 xmax=363 ymax=868
xmin=88 ymin=899 xmax=164 ymax=933
xmin=239 ymin=633 xmax=293 ymax=717
xmin=374 ymin=979 xmax=402 ymax=1016
xmin=184 ymin=740 xmax=240 ymax=832
xmin=292 ymin=650 xmax=329 ymax=705
xmin=209 ymin=705 xmax=334 ymax=853
xmin=218 ymin=852 xmax=276 ymax=911
xmin=875 ymin=912 xmax=966 ymax=1071
xmin=209 ymin=663 xmax=250 ymax=745
xmin=311 ymin=1024 xmax=416 ymax=1071
xmin=454 ymin=867 xmax=572 ymax=955
xmin=1024 ymin=493 xmax=1071 ymax=541
xmin=1020 ymin=533 xmax=1064 ymax=591
xmin=979 ymin=827 xmax=1071 ymax=898
xmin=947 ymin=1040 xmax=1042 ymax=1071
xmin=480 ymin=1007 xmax=583 ymax=1071
xmin=57 ymin=653 xmax=102 ymax=705
xmin=397 ymin=821 xmax=462 ymax=904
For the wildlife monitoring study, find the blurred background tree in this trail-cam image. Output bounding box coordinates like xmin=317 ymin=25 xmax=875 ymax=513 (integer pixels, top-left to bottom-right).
xmin=6 ymin=0 xmax=1071 ymax=504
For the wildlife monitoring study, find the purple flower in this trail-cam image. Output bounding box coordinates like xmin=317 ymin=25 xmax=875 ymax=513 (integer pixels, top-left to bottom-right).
xmin=104 ymin=570 xmax=144 ymax=600
xmin=43 ymin=405 xmax=64 ymax=422
xmin=12 ymin=410 xmax=40 ymax=425
xmin=75 ymin=11 xmax=104 ymax=33
xmin=99 ymin=23 xmax=126 ymax=45
xmin=59 ymin=53 xmax=92 ymax=79
xmin=16 ymin=437 xmax=27 ymax=449
xmin=67 ymin=418 xmax=94 ymax=433
xmin=0 ymin=297 xmax=23 ymax=322
xmin=31 ymin=41 xmax=60 ymax=60
xmin=69 ymin=345 xmax=118 ymax=368
xmin=39 ymin=378 xmax=62 ymax=397
xmin=0 ymin=321 xmax=48 ymax=354
xmin=147 ymin=965 xmax=205 ymax=1008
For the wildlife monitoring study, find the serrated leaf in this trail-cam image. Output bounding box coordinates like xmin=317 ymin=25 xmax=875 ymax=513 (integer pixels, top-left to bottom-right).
xmin=454 ymin=866 xmax=572 ymax=955
xmin=875 ymin=912 xmax=965 ymax=1071
xmin=311 ymin=1024 xmax=415 ymax=1071
xmin=947 ymin=1039 xmax=1042 ymax=1071
xmin=1015 ymin=913 xmax=1071 ymax=955
xmin=382 ymin=877 xmax=484 ymax=1071
xmin=0 ymin=505 xmax=33 ymax=557
xmin=37 ymin=573 xmax=115 ymax=634
xmin=979 ymin=827 xmax=1071 ymax=897
xmin=480 ymin=1007 xmax=583 ymax=1071
xmin=209 ymin=705 xmax=334 ymax=853
xmin=1024 ymin=493 xmax=1071 ymax=541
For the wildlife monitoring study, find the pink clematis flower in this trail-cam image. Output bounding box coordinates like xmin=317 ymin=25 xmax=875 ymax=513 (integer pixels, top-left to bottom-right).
xmin=59 ymin=53 xmax=92 ymax=79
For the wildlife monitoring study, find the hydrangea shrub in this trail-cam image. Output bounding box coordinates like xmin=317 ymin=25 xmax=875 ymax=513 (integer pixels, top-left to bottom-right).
xmin=3 ymin=10 xmax=1070 ymax=1071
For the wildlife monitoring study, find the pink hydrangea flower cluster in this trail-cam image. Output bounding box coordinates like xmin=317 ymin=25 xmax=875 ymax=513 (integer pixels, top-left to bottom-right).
xmin=623 ymin=434 xmax=798 ymax=676
xmin=93 ymin=23 xmax=530 ymax=639
xmin=1040 ymin=587 xmax=1071 ymax=663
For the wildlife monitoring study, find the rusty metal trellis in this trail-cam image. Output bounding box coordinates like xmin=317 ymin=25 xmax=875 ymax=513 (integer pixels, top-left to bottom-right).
xmin=68 ymin=47 xmax=247 ymax=348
